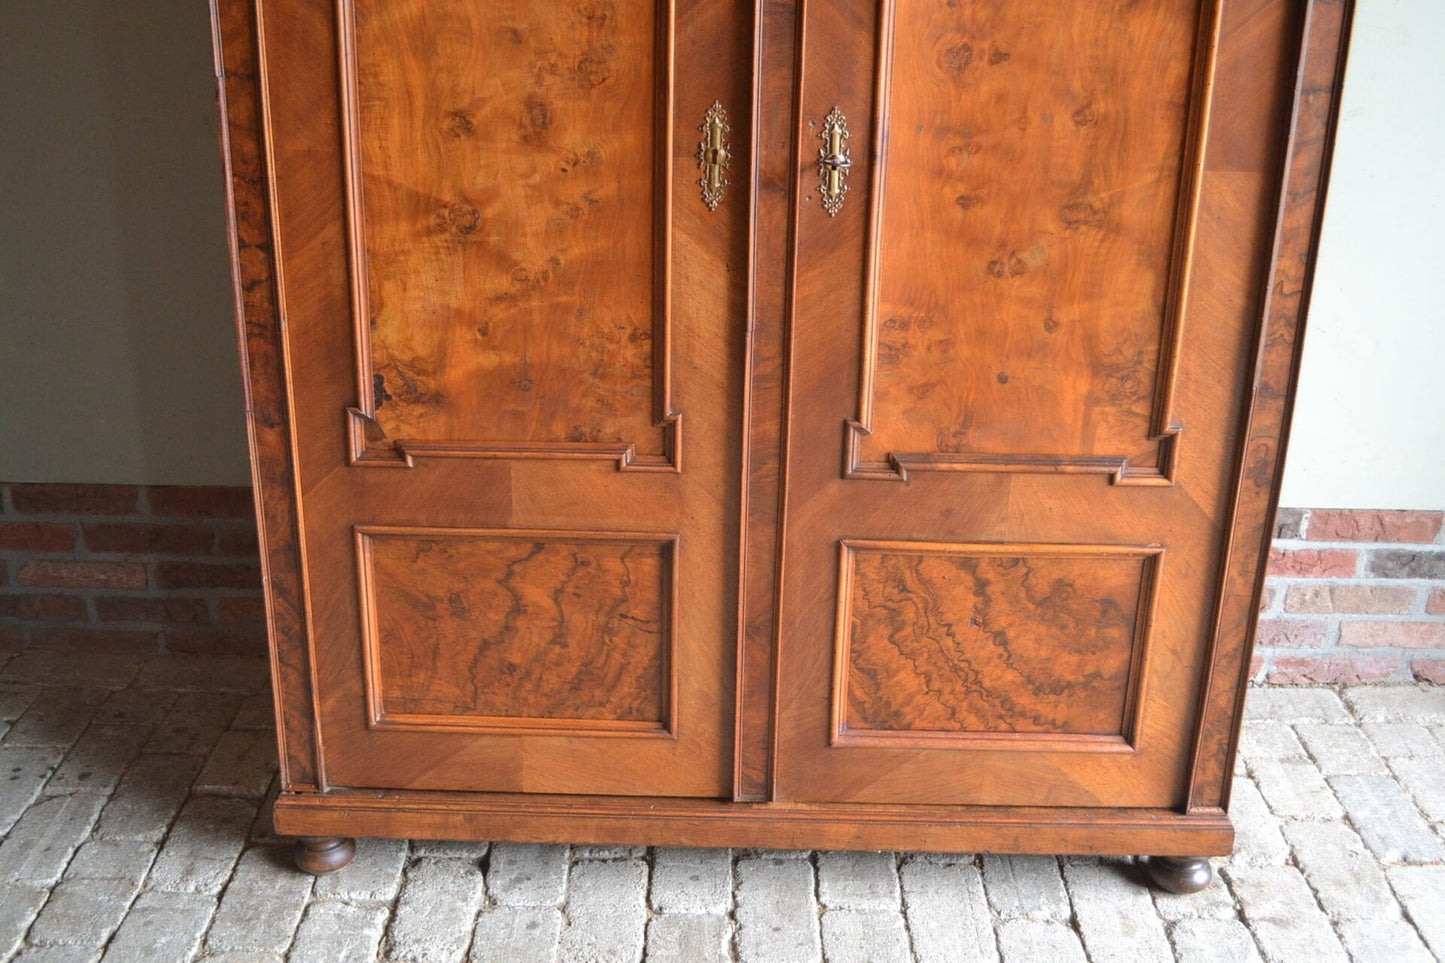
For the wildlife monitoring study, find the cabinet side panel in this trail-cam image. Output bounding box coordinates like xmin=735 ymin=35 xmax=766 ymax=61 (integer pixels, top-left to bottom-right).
xmin=211 ymin=0 xmax=320 ymax=790
xmin=1190 ymin=0 xmax=1353 ymax=813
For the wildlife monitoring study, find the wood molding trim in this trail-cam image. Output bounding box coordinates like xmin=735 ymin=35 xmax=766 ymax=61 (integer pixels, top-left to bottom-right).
xmin=274 ymin=789 xmax=1234 ymax=857
xmin=1188 ymin=0 xmax=1354 ymax=813
xmin=212 ymin=0 xmax=323 ymax=791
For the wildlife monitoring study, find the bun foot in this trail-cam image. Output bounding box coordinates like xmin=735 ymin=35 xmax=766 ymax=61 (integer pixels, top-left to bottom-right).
xmin=1146 ymin=855 xmax=1213 ymax=894
xmin=293 ymin=836 xmax=356 ymax=874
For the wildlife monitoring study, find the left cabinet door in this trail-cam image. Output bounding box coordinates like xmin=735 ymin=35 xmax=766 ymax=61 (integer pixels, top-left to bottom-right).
xmin=255 ymin=0 xmax=751 ymax=797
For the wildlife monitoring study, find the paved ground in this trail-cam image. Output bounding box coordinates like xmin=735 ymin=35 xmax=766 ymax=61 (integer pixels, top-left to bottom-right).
xmin=0 ymin=648 xmax=1441 ymax=962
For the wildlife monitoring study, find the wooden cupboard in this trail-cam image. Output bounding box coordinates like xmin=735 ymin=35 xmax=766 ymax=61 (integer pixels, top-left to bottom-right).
xmin=212 ymin=0 xmax=1352 ymax=889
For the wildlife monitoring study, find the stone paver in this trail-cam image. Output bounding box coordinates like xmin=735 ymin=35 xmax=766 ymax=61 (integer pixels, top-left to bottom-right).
xmin=485 ymin=842 xmax=569 ymax=908
xmin=645 ymin=914 xmax=731 ymax=963
xmin=1064 ymin=860 xmax=1173 ymax=963
xmin=735 ymin=856 xmax=821 ymax=963
xmin=2 ymin=660 xmax=1443 ymax=962
xmin=468 ymin=906 xmax=562 ymax=963
xmin=1330 ymin=773 xmax=1445 ymax=862
xmin=981 ymin=854 xmax=1072 ymax=920
xmin=899 ymin=858 xmax=998 ymax=963
xmin=557 ymin=858 xmax=647 ymax=963
xmin=287 ymin=900 xmax=388 ymax=963
xmin=99 ymin=890 xmax=214 ymax=963
xmin=995 ymin=920 xmax=1088 ymax=963
xmin=649 ymin=847 xmax=731 ymax=914
xmin=27 ymin=878 xmax=137 ymax=948
xmin=385 ymin=856 xmax=486 ymax=963
xmin=205 ymin=846 xmax=314 ymax=954
xmin=819 ymin=908 xmax=911 ymax=963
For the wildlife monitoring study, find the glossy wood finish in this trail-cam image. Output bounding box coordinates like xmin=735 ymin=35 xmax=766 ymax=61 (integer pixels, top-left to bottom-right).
xmin=246 ymin=0 xmax=749 ymax=797
xmin=345 ymin=0 xmax=676 ymax=468
xmin=293 ymin=836 xmax=356 ymax=874
xmin=836 ymin=542 xmax=1153 ymax=745
xmin=216 ymin=0 xmax=1351 ymax=863
xmin=846 ymin=0 xmax=1214 ymax=483
xmin=1147 ymin=855 xmax=1214 ymax=894
xmin=774 ymin=0 xmax=1300 ymax=810
xmin=360 ymin=529 xmax=674 ymax=733
xmin=1188 ymin=0 xmax=1354 ymax=814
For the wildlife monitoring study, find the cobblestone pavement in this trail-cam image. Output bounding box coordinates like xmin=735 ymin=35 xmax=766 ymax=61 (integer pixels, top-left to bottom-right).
xmin=1 ymin=648 xmax=1442 ymax=962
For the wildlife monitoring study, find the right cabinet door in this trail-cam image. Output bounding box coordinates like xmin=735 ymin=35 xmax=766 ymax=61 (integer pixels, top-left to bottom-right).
xmin=775 ymin=0 xmax=1298 ymax=807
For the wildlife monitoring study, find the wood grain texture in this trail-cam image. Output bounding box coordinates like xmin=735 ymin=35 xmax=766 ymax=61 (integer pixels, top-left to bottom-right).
xmin=211 ymin=0 xmax=320 ymax=791
xmin=274 ymin=788 xmax=1235 ymax=857
xmin=732 ymin=0 xmax=794 ymax=801
xmin=848 ymin=0 xmax=1218 ymax=482
xmin=247 ymin=0 xmax=746 ymax=799
xmin=343 ymin=0 xmax=676 ymax=468
xmin=359 ymin=529 xmax=672 ymax=733
xmin=775 ymin=0 xmax=1305 ymax=810
xmin=1188 ymin=0 xmax=1353 ymax=813
xmin=836 ymin=542 xmax=1152 ymax=744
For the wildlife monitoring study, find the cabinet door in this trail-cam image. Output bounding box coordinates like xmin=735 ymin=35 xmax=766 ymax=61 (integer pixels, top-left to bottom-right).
xmin=776 ymin=0 xmax=1295 ymax=806
xmin=257 ymin=0 xmax=750 ymax=796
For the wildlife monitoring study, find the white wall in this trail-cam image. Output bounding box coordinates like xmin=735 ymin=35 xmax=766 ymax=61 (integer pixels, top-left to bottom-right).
xmin=0 ymin=1 xmax=1438 ymax=507
xmin=0 ymin=0 xmax=250 ymax=487
xmin=1280 ymin=0 xmax=1445 ymax=511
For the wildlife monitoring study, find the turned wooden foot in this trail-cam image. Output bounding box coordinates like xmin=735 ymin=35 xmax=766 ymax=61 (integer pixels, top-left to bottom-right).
xmin=1146 ymin=856 xmax=1213 ymax=894
xmin=293 ymin=836 xmax=356 ymax=874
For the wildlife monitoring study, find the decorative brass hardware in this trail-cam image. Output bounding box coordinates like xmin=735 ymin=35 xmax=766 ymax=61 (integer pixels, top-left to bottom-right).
xmin=817 ymin=107 xmax=852 ymax=217
xmin=697 ymin=101 xmax=731 ymax=211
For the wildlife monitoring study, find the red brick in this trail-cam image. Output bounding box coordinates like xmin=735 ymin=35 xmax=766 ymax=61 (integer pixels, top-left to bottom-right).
xmin=1266 ymin=548 xmax=1357 ymax=578
xmin=0 ymin=624 xmax=22 ymax=651
xmin=96 ymin=596 xmax=210 ymax=624
xmin=1283 ymin=584 xmax=1417 ymax=615
xmin=83 ymin=522 xmax=214 ymax=555
xmin=0 ymin=522 xmax=77 ymax=552
xmin=1268 ymin=656 xmax=1399 ymax=685
xmin=27 ymin=626 xmax=159 ymax=654
xmin=10 ymin=483 xmax=139 ymax=515
xmin=1427 ymin=589 xmax=1445 ymax=616
xmin=215 ymin=525 xmax=260 ymax=558
xmin=1339 ymin=622 xmax=1445 ymax=649
xmin=1306 ymin=509 xmax=1444 ymax=544
xmin=217 ymin=596 xmax=266 ymax=624
xmin=153 ymin=561 xmax=261 ymax=590
xmin=1412 ymin=659 xmax=1445 ymax=684
xmin=1258 ymin=586 xmax=1277 ymax=613
xmin=0 ymin=593 xmax=88 ymax=622
xmin=1253 ymin=619 xmax=1331 ymax=649
xmin=164 ymin=625 xmax=267 ymax=657
xmin=147 ymin=486 xmax=254 ymax=519
xmin=1248 ymin=654 xmax=1266 ymax=681
xmin=16 ymin=560 xmax=147 ymax=590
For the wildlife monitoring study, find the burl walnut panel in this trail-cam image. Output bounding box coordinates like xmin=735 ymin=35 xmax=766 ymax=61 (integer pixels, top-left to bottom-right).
xmin=344 ymin=0 xmax=672 ymax=464
xmin=837 ymin=542 xmax=1155 ymax=747
xmin=359 ymin=529 xmax=674 ymax=735
xmin=851 ymin=0 xmax=1216 ymax=481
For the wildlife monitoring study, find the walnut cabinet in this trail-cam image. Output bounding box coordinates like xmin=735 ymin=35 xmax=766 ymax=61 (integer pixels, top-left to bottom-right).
xmin=213 ymin=0 xmax=1352 ymax=888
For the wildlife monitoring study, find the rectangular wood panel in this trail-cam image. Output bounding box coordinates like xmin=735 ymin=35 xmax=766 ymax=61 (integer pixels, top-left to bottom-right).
xmin=341 ymin=0 xmax=677 ymax=468
xmin=358 ymin=527 xmax=676 ymax=736
xmin=847 ymin=0 xmax=1219 ymax=483
xmin=834 ymin=541 xmax=1158 ymax=751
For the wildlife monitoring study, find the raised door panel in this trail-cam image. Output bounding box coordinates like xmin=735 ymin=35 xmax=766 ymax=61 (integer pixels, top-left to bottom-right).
xmin=775 ymin=0 xmax=1295 ymax=807
xmin=256 ymin=0 xmax=750 ymax=797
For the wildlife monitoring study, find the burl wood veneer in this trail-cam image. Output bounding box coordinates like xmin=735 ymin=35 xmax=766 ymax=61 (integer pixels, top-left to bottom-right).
xmin=213 ymin=0 xmax=1353 ymax=889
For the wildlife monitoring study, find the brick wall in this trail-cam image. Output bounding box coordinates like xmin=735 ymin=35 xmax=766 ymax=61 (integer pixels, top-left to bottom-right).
xmin=1257 ymin=509 xmax=1445 ymax=685
xmin=0 ymin=483 xmax=264 ymax=657
xmin=3 ymin=483 xmax=1442 ymax=684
